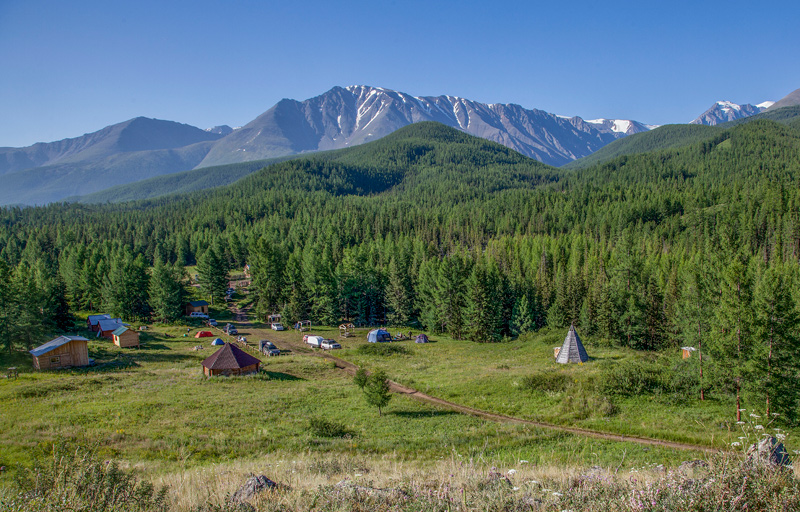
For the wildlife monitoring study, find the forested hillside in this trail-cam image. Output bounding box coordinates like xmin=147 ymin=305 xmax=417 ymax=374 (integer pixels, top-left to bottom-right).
xmin=2 ymin=121 xmax=800 ymax=422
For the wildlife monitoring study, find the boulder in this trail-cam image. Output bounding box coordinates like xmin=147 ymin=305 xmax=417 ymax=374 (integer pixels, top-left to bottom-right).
xmin=746 ymin=436 xmax=792 ymax=468
xmin=231 ymin=475 xmax=278 ymax=503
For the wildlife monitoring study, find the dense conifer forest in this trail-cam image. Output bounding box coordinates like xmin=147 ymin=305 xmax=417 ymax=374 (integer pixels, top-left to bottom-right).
xmin=1 ymin=120 xmax=799 ymax=422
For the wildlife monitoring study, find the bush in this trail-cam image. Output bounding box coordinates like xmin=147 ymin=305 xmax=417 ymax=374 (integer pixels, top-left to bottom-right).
xmin=521 ymin=371 xmax=571 ymax=393
xmin=309 ymin=417 xmax=350 ymax=438
xmin=356 ymin=344 xmax=411 ymax=356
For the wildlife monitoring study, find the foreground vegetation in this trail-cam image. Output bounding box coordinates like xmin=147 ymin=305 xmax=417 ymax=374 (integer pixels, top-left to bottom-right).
xmin=1 ymin=438 xmax=797 ymax=511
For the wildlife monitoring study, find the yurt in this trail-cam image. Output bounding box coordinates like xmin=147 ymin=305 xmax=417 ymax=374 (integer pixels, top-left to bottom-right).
xmin=555 ymin=324 xmax=589 ymax=364
xmin=201 ymin=343 xmax=261 ymax=377
xmin=367 ymin=329 xmax=392 ymax=343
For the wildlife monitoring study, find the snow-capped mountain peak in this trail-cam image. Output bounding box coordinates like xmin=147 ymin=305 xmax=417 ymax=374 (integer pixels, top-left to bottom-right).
xmin=690 ymin=100 xmax=772 ymax=125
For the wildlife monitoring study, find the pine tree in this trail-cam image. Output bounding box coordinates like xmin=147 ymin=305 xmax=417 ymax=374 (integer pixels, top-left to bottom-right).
xmin=465 ymin=257 xmax=501 ymax=342
xmin=149 ymin=259 xmax=187 ymax=323
xmin=753 ymin=264 xmax=800 ymax=421
xmin=196 ymin=248 xmax=228 ymax=306
xmin=510 ymin=294 xmax=535 ymax=336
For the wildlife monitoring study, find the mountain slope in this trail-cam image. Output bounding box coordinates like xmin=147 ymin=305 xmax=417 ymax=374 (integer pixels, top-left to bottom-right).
xmin=0 ymin=117 xmax=222 ymax=176
xmin=197 ymin=85 xmax=653 ymax=169
xmin=766 ymin=88 xmax=800 ymax=110
xmin=0 ymin=140 xmax=216 ymax=206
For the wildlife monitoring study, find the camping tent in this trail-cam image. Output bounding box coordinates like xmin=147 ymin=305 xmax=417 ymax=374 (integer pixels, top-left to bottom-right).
xmin=195 ymin=331 xmax=214 ymax=338
xmin=415 ymin=334 xmax=429 ymax=343
xmin=555 ymin=324 xmax=589 ymax=364
xmin=212 ymin=338 xmax=225 ymax=346
xmin=367 ymin=329 xmax=392 ymax=343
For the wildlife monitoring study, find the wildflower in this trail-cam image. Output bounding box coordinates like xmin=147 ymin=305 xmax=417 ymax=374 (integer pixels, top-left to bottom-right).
xmin=508 ymin=469 xmax=517 ymax=475
xmin=736 ymin=421 xmax=745 ymax=425
xmin=552 ymin=492 xmax=563 ymax=497
xmin=512 ymin=486 xmax=520 ymax=491
xmin=738 ymin=409 xmax=746 ymax=412
xmin=776 ymin=434 xmax=786 ymax=440
xmin=731 ymin=442 xmax=741 ymax=447
xmin=754 ymin=425 xmax=764 ymax=430
xmin=749 ymin=413 xmax=760 ymax=418
xmin=519 ymin=460 xmax=529 ymax=464
xmin=354 ymin=473 xmax=362 ymax=477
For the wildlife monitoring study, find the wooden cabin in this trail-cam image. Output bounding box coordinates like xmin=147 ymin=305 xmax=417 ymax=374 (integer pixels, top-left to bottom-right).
xmin=97 ymin=318 xmax=125 ymax=339
xmin=87 ymin=314 xmax=111 ymax=332
xmin=201 ymin=343 xmax=261 ymax=377
xmin=30 ymin=336 xmax=90 ymax=370
xmin=185 ymin=300 xmax=209 ymax=316
xmin=112 ymin=326 xmax=140 ymax=348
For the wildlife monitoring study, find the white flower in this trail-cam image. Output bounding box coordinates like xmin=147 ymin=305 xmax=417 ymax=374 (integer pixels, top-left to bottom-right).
xmin=552 ymin=492 xmax=563 ymax=497
xmin=749 ymin=413 xmax=760 ymax=418
xmin=738 ymin=437 xmax=746 ymax=440
xmin=519 ymin=460 xmax=529 ymax=464
xmin=528 ymin=480 xmax=540 ymax=484
xmin=512 ymin=486 xmax=520 ymax=491
xmin=738 ymin=409 xmax=746 ymax=412
xmin=354 ymin=473 xmax=362 ymax=477
xmin=736 ymin=421 xmax=745 ymax=425
xmin=755 ymin=425 xmax=764 ymax=430
xmin=731 ymin=442 xmax=741 ymax=447
xmin=508 ymin=469 xmax=517 ymax=475
xmin=776 ymin=434 xmax=786 ymax=440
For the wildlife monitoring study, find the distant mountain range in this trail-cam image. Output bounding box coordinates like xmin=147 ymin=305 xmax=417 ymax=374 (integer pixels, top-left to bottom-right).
xmin=1 ymin=85 xmax=798 ymax=206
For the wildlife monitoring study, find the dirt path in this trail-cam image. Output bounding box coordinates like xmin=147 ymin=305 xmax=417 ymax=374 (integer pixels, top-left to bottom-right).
xmin=237 ymin=311 xmax=716 ymax=454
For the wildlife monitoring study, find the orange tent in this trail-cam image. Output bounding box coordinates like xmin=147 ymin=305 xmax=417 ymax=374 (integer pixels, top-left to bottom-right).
xmin=195 ymin=331 xmax=214 ymax=338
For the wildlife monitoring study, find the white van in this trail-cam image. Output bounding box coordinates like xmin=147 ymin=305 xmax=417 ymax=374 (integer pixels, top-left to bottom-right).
xmin=189 ymin=312 xmax=209 ymax=319
xmin=304 ymin=335 xmax=324 ymax=348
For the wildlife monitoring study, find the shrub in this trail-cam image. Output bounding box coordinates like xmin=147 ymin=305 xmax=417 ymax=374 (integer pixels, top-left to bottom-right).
xmin=521 ymin=371 xmax=571 ymax=393
xmin=356 ymin=344 xmax=411 ymax=356
xmin=309 ymin=417 xmax=350 ymax=438
xmin=5 ymin=440 xmax=168 ymax=511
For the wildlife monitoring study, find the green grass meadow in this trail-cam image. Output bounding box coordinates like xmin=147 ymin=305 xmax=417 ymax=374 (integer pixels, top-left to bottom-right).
xmin=1 ymin=316 xmax=783 ymax=486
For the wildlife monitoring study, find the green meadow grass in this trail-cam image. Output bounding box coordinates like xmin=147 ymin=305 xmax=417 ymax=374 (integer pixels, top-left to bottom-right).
xmin=0 ymin=323 xmax=710 ymax=483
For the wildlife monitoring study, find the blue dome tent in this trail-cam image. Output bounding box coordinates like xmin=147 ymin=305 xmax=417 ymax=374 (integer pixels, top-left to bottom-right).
xmin=211 ymin=338 xmax=225 ymax=346
xmin=367 ymin=329 xmax=392 ymax=343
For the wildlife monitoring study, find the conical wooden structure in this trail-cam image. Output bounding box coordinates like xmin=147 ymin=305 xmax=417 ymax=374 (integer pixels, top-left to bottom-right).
xmin=555 ymin=324 xmax=588 ymax=364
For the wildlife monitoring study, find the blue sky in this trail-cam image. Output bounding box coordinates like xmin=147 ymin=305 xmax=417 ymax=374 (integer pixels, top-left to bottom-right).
xmin=1 ymin=0 xmax=798 ymax=147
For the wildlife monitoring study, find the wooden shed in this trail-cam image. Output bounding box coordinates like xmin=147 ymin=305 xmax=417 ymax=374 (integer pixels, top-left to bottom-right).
xmin=87 ymin=314 xmax=111 ymax=332
xmin=30 ymin=336 xmax=90 ymax=370
xmin=96 ymin=318 xmax=125 ymax=339
xmin=112 ymin=326 xmax=140 ymax=348
xmin=201 ymin=343 xmax=261 ymax=377
xmin=185 ymin=300 xmax=209 ymax=316
xmin=681 ymin=346 xmax=696 ymax=359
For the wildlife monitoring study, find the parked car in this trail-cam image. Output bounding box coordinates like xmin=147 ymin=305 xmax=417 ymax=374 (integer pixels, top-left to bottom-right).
xmin=321 ymin=339 xmax=341 ymax=350
xmin=224 ymin=324 xmax=238 ymax=335
xmin=304 ymin=335 xmax=324 ymax=348
xmin=260 ymin=340 xmax=280 ymax=356
xmin=271 ymin=322 xmax=285 ymax=331
xmin=189 ymin=312 xmax=209 ymax=319
xmin=207 ymin=319 xmax=218 ymax=327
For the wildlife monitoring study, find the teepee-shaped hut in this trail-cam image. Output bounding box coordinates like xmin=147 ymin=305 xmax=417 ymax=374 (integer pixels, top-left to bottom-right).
xmin=555 ymin=324 xmax=589 ymax=364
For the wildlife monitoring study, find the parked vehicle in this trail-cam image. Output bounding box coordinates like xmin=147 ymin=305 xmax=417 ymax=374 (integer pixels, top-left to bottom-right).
xmin=271 ymin=322 xmax=285 ymax=331
xmin=260 ymin=340 xmax=280 ymax=356
xmin=304 ymin=335 xmax=324 ymax=348
xmin=321 ymin=339 xmax=341 ymax=350
xmin=224 ymin=324 xmax=238 ymax=335
xmin=207 ymin=319 xmax=218 ymax=327
xmin=189 ymin=312 xmax=209 ymax=319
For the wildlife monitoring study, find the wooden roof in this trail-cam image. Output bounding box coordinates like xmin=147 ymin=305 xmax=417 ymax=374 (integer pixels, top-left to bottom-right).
xmin=201 ymin=343 xmax=261 ymax=370
xmin=30 ymin=336 xmax=88 ymax=357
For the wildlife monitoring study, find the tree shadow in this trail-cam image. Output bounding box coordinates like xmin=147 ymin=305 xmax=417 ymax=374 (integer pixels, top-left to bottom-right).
xmin=261 ymin=371 xmax=303 ymax=381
